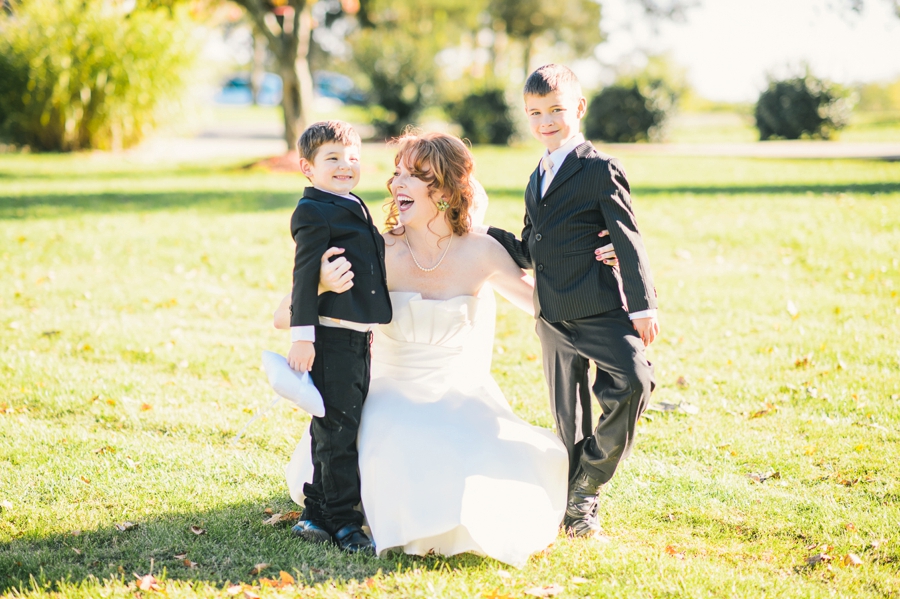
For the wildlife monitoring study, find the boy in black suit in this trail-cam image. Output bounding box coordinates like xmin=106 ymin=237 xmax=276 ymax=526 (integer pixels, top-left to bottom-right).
xmin=287 ymin=121 xmax=392 ymax=554
xmin=486 ymin=65 xmax=658 ymax=537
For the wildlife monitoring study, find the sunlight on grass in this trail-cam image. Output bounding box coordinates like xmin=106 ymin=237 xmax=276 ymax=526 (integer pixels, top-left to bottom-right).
xmin=1 ymin=149 xmax=898 ymax=599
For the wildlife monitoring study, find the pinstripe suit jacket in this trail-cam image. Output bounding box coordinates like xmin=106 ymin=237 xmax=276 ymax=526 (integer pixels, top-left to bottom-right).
xmin=487 ymin=141 xmax=657 ymax=324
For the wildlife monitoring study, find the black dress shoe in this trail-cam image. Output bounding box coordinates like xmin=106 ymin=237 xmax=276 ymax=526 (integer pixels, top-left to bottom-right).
xmin=333 ymin=524 xmax=375 ymax=555
xmin=291 ymin=520 xmax=332 ymax=544
xmin=563 ymin=468 xmax=605 ymax=538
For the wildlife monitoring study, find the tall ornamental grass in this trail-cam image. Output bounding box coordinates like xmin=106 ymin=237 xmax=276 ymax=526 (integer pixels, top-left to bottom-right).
xmin=0 ymin=0 xmax=197 ymax=151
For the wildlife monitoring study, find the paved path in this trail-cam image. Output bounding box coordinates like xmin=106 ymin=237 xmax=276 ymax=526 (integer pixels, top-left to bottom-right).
xmin=129 ymin=122 xmax=900 ymax=163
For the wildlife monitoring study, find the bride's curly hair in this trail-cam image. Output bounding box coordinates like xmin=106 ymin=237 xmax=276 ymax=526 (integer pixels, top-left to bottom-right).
xmin=384 ymin=130 xmax=474 ymax=238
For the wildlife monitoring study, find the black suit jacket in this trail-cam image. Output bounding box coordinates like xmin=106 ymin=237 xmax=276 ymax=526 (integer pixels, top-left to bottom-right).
xmin=488 ymin=141 xmax=657 ymax=323
xmin=290 ymin=187 xmax=392 ymax=327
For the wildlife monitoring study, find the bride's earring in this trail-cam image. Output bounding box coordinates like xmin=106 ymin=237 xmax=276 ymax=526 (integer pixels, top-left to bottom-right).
xmin=436 ymin=199 xmax=449 ymax=212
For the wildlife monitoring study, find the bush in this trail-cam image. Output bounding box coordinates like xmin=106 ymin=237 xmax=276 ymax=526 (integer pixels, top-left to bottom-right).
xmin=584 ymin=83 xmax=673 ymax=143
xmin=352 ymin=28 xmax=436 ymax=139
xmin=445 ymin=89 xmax=515 ymax=145
xmin=754 ymin=76 xmax=853 ymax=140
xmin=0 ymin=0 xmax=196 ymax=151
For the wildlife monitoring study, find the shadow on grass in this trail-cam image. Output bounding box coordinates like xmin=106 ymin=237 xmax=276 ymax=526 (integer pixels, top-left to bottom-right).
xmin=484 ymin=181 xmax=900 ymax=199
xmin=0 ymin=496 xmax=489 ymax=594
xmin=0 ymin=190 xmax=392 ymax=220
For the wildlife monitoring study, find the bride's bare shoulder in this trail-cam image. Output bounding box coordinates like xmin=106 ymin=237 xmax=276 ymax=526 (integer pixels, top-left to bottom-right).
xmin=464 ymin=230 xmax=505 ymax=255
xmin=382 ymin=230 xmax=402 ymax=248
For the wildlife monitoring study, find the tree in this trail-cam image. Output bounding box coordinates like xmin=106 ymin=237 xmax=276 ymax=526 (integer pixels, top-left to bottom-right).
xmin=488 ymin=0 xmax=602 ymax=73
xmin=230 ymin=0 xmax=315 ymax=150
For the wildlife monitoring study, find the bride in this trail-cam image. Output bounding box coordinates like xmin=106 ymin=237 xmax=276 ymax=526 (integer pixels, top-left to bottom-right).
xmin=277 ymin=132 xmax=568 ymax=567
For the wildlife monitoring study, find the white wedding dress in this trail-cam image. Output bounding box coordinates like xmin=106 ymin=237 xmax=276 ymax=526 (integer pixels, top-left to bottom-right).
xmin=285 ymin=289 xmax=568 ymax=567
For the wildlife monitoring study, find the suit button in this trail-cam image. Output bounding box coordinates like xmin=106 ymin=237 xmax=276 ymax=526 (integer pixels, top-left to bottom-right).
xmin=535 ymin=233 xmax=542 ymax=241
xmin=537 ymin=264 xmax=544 ymax=272
xmin=371 ymin=290 xmax=376 ymax=294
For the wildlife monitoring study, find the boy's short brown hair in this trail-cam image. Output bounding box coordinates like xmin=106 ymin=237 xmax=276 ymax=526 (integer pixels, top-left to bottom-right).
xmin=297 ymin=120 xmax=361 ymax=162
xmin=523 ymin=64 xmax=583 ymax=98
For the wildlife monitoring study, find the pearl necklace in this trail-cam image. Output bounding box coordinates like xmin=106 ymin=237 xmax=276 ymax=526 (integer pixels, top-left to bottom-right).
xmin=404 ymin=232 xmax=453 ymax=272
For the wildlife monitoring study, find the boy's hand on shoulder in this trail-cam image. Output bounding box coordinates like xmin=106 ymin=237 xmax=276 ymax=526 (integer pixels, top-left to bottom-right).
xmin=288 ymin=340 xmax=315 ymax=372
xmin=595 ymin=230 xmax=618 ymax=266
xmin=318 ymin=247 xmax=354 ymax=294
xmin=632 ymin=316 xmax=659 ymax=347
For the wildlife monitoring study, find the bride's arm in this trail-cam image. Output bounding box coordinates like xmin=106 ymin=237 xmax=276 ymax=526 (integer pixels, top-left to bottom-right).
xmin=480 ymin=235 xmax=535 ymax=316
xmin=273 ymin=247 xmax=356 ymax=329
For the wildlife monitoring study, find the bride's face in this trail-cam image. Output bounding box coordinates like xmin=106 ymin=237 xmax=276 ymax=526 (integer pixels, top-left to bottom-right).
xmin=390 ymin=160 xmax=443 ymax=227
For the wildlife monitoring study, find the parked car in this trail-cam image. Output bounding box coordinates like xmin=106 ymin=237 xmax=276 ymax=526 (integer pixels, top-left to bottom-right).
xmin=215 ymin=71 xmax=364 ymax=106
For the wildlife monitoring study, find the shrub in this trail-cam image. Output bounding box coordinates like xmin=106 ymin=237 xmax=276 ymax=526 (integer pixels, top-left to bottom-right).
xmin=0 ymin=0 xmax=196 ymax=151
xmin=445 ymin=89 xmax=515 ymax=145
xmin=352 ymin=28 xmax=436 ymax=139
xmin=754 ymin=76 xmax=853 ymax=140
xmin=584 ymin=83 xmax=673 ymax=143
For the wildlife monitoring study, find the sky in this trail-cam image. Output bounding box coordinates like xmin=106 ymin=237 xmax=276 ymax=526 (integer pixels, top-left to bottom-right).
xmin=593 ymin=0 xmax=900 ymax=102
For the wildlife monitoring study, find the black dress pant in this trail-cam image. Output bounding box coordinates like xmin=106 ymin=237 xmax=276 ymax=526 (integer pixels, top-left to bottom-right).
xmin=536 ymin=308 xmax=654 ymax=485
xmin=302 ymin=326 xmax=371 ymax=534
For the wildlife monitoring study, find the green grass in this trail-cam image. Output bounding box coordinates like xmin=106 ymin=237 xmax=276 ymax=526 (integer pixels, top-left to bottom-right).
xmin=1 ymin=146 xmax=899 ymax=598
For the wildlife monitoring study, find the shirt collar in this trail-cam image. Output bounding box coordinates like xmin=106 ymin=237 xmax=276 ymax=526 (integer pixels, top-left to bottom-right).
xmin=543 ymin=133 xmax=585 ymax=175
xmin=314 ymin=186 xmax=359 ymax=203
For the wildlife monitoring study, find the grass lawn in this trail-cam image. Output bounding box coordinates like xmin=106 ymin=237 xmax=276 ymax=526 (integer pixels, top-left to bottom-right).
xmin=1 ymin=145 xmax=899 ymax=598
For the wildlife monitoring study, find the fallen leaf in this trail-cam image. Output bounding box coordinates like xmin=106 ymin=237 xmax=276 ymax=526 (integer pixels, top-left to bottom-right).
xmin=243 ymin=589 xmax=260 ymax=599
xmin=135 ymin=574 xmax=162 ymax=592
xmin=806 ymin=552 xmax=833 ymax=566
xmin=262 ymin=513 xmax=283 ymax=526
xmin=249 ymin=563 xmax=268 ymax=575
xmin=524 ymin=584 xmax=564 ymax=597
xmin=795 ymin=354 xmax=813 ymax=368
xmin=80 ymin=476 xmax=91 ymax=485
xmin=749 ymin=402 xmax=776 ymax=419
xmin=183 ymin=559 xmax=197 ymax=568
xmin=263 ymin=508 xmax=273 ymax=515
xmin=483 ymin=590 xmax=513 ymax=599
xmin=93 ymin=446 xmax=116 ymax=455
xmin=190 ymin=525 xmax=206 ymax=535
xmin=747 ymin=471 xmax=780 ymax=483
xmin=844 ymin=523 xmax=857 ymax=532
xmin=665 ymin=545 xmax=685 ymax=559
xmin=115 ymin=522 xmax=138 ymax=532
xmin=226 ymin=584 xmax=243 ymax=596
xmin=842 ymin=553 xmax=862 ymax=567
xmin=279 ymin=571 xmax=295 ymax=585
xmin=787 ymin=300 xmax=799 ymax=318
xmin=140 ymin=403 xmax=152 ymax=411
xmin=675 ymin=376 xmax=689 ymax=388
xmin=72 ymin=548 xmax=81 ymax=555
xmin=173 ymin=552 xmax=187 ymax=559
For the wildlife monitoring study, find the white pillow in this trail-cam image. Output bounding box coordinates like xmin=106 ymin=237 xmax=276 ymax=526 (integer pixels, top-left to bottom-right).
xmin=261 ymin=351 xmax=325 ymax=417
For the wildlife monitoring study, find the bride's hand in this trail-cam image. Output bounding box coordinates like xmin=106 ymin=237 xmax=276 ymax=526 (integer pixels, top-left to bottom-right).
xmin=319 ymin=247 xmax=354 ymax=294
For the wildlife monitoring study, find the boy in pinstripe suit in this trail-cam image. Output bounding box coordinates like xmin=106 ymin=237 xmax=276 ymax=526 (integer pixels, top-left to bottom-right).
xmin=486 ymin=64 xmax=659 ymax=537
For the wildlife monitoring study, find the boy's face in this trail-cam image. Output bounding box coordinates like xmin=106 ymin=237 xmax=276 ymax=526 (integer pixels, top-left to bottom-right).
xmin=299 ymin=142 xmax=361 ymax=195
xmin=524 ymin=90 xmax=587 ymax=152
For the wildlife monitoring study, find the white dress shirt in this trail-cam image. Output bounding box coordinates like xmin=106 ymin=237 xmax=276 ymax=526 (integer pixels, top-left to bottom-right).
xmin=290 ymin=187 xmax=378 ymax=343
xmin=539 ymin=135 xmax=657 ymax=322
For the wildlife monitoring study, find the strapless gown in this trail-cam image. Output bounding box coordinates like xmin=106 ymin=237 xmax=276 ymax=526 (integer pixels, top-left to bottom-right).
xmin=285 ymin=290 xmax=568 ymax=567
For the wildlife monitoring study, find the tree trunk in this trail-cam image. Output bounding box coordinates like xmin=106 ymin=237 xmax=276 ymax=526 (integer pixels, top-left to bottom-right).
xmin=250 ymin=30 xmax=267 ymax=105
xmin=234 ymin=0 xmax=314 ymax=152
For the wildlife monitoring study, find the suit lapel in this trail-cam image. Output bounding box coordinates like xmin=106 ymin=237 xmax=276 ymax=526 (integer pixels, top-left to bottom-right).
xmin=304 ymin=187 xmax=368 ymax=223
xmin=543 ymin=143 xmax=590 ymax=199
xmin=525 ymin=163 xmax=541 ymax=212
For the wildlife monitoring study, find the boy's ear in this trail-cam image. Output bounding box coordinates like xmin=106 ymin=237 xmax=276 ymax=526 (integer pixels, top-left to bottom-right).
xmin=298 ymin=156 xmax=314 ymax=179
xmin=576 ymin=96 xmax=587 ymax=119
